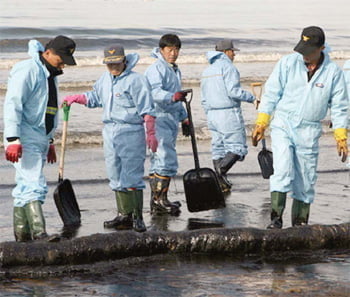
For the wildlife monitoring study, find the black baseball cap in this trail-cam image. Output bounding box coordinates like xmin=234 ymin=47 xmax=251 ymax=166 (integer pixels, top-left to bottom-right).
xmin=46 ymin=35 xmax=76 ymax=65
xmin=294 ymin=26 xmax=325 ymax=56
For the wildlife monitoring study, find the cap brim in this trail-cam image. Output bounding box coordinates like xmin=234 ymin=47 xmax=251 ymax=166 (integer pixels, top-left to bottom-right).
xmin=294 ymin=40 xmax=319 ymax=56
xmin=103 ymin=57 xmax=125 ymax=64
xmin=60 ymin=54 xmax=76 ymax=66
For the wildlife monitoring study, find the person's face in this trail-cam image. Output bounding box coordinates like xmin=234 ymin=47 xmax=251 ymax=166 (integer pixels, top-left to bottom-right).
xmin=107 ymin=62 xmax=125 ymax=76
xmin=224 ymin=49 xmax=236 ymax=61
xmin=303 ymin=46 xmax=325 ymax=64
xmin=160 ymin=46 xmax=180 ymax=64
xmin=43 ymin=49 xmax=65 ymax=70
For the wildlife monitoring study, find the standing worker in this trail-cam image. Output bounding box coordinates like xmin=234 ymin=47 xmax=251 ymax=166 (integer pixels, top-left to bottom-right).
xmin=201 ymin=39 xmax=257 ymax=192
xmin=4 ymin=36 xmax=77 ymax=241
xmin=144 ymin=34 xmax=190 ymax=215
xmin=63 ymin=44 xmax=157 ymax=232
xmin=252 ymin=26 xmax=348 ymax=229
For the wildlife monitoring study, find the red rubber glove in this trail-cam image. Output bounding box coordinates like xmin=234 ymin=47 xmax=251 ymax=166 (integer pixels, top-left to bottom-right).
xmin=172 ymin=91 xmax=187 ymax=102
xmin=47 ymin=144 xmax=57 ymax=164
xmin=62 ymin=94 xmax=87 ymax=106
xmin=144 ymin=115 xmax=158 ymax=153
xmin=5 ymin=141 xmax=22 ymax=163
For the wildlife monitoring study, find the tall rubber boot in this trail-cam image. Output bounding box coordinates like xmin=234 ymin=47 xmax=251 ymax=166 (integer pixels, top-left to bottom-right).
xmin=132 ymin=190 xmax=146 ymax=232
xmin=219 ymin=152 xmax=241 ymax=187
xmin=13 ymin=207 xmax=31 ymax=242
xmin=103 ymin=191 xmax=133 ymax=229
xmin=291 ymin=199 xmax=310 ymax=227
xmin=267 ymin=191 xmax=287 ymax=229
xmin=24 ymin=200 xmax=48 ymax=240
xmin=150 ymin=174 xmax=181 ymax=215
xmin=213 ymin=158 xmax=231 ymax=193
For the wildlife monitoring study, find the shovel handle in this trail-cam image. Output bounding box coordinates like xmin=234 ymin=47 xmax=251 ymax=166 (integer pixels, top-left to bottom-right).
xmin=251 ymin=82 xmax=263 ymax=100
xmin=58 ymin=103 xmax=71 ymax=182
xmin=184 ymin=89 xmax=200 ymax=170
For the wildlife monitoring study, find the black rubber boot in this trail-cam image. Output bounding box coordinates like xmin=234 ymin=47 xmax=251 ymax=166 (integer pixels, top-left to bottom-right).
xmin=13 ymin=206 xmax=31 ymax=242
xmin=132 ymin=190 xmax=146 ymax=232
xmin=291 ymin=199 xmax=310 ymax=227
xmin=150 ymin=174 xmax=181 ymax=215
xmin=103 ymin=191 xmax=133 ymax=229
xmin=213 ymin=158 xmax=231 ymax=192
xmin=267 ymin=192 xmax=287 ymax=229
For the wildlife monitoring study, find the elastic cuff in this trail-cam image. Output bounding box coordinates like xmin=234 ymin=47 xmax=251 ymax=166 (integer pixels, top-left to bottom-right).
xmin=334 ymin=128 xmax=347 ymax=141
xmin=255 ymin=112 xmax=271 ymax=127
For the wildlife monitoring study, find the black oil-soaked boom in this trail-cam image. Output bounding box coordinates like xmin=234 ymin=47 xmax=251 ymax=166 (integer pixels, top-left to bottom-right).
xmin=0 ymin=223 xmax=349 ymax=267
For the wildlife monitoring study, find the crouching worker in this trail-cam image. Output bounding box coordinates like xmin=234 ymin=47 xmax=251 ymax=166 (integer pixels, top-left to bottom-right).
xmin=3 ymin=36 xmax=77 ymax=241
xmin=63 ymin=44 xmax=157 ymax=232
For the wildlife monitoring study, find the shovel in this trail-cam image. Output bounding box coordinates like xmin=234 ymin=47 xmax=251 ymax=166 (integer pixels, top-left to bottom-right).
xmin=182 ymin=89 xmax=225 ymax=212
xmin=250 ymin=82 xmax=263 ymax=110
xmin=53 ymin=103 xmax=81 ymax=227
xmin=258 ymin=138 xmax=274 ymax=179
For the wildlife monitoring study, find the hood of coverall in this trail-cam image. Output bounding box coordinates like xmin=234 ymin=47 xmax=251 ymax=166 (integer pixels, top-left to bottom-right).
xmin=150 ymin=47 xmax=168 ymax=63
xmin=117 ymin=53 xmax=139 ymax=78
xmin=206 ymin=51 xmax=232 ymax=64
xmin=27 ymin=40 xmax=45 ymax=61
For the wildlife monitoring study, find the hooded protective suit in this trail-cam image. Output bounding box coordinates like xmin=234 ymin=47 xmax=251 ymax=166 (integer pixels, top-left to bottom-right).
xmin=259 ymin=52 xmax=348 ymax=204
xmin=344 ymin=60 xmax=350 ymax=128
xmin=4 ymin=40 xmax=58 ymax=207
xmin=144 ymin=47 xmax=187 ymax=177
xmin=84 ymin=53 xmax=155 ymax=191
xmin=201 ymin=51 xmax=255 ymax=160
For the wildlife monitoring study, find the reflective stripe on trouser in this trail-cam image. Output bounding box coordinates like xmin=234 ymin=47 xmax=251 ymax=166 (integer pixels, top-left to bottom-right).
xmin=149 ymin=113 xmax=179 ymax=177
xmin=103 ymin=123 xmax=146 ymax=191
xmin=269 ymin=115 xmax=322 ymax=204
xmin=207 ymin=108 xmax=247 ymax=160
xmin=12 ymin=142 xmax=49 ymax=207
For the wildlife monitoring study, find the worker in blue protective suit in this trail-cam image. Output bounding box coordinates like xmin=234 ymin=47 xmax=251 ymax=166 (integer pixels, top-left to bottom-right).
xmin=252 ymin=26 xmax=349 ymax=229
xmin=344 ymin=60 xmax=350 ymax=105
xmin=63 ymin=44 xmax=157 ymax=232
xmin=201 ymin=39 xmax=257 ymax=192
xmin=144 ymin=34 xmax=190 ymax=215
xmin=3 ymin=36 xmax=77 ymax=241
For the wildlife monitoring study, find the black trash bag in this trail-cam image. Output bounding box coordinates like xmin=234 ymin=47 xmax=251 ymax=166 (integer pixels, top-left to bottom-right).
xmin=258 ymin=139 xmax=274 ymax=179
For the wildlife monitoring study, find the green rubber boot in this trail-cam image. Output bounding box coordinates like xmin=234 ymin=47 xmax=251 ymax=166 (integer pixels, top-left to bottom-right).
xmin=132 ymin=190 xmax=146 ymax=233
xmin=291 ymin=199 xmax=310 ymax=226
xmin=13 ymin=206 xmax=31 ymax=242
xmin=267 ymin=192 xmax=287 ymax=229
xmin=103 ymin=191 xmax=133 ymax=229
xmin=24 ymin=200 xmax=48 ymax=240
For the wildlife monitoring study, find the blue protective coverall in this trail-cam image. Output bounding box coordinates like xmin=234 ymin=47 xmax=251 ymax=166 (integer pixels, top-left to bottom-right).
xmin=3 ymin=40 xmax=58 ymax=207
xmin=84 ymin=53 xmax=155 ymax=191
xmin=344 ymin=60 xmax=350 ymax=128
xmin=259 ymin=52 xmax=348 ymax=204
xmin=144 ymin=48 xmax=187 ymax=177
xmin=201 ymin=51 xmax=255 ymax=160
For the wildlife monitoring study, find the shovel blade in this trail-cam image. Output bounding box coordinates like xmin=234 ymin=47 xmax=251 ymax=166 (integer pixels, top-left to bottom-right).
xmin=258 ymin=149 xmax=274 ymax=179
xmin=183 ymin=167 xmax=225 ymax=212
xmin=54 ymin=179 xmax=81 ymax=227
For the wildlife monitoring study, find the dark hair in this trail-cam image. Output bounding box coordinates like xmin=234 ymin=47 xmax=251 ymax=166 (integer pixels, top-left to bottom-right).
xmin=159 ymin=34 xmax=181 ymax=49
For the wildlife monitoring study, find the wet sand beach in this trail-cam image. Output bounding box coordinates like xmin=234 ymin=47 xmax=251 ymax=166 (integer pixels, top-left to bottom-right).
xmin=0 ymin=134 xmax=349 ymax=297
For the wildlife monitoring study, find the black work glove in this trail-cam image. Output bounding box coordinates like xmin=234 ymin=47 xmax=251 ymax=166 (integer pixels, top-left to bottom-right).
xmin=182 ymin=119 xmax=190 ymax=137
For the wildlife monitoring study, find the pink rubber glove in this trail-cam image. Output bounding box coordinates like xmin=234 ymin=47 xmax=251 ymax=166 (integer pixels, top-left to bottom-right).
xmin=47 ymin=144 xmax=57 ymax=164
xmin=63 ymin=94 xmax=87 ymax=106
xmin=144 ymin=115 xmax=158 ymax=153
xmin=5 ymin=141 xmax=22 ymax=163
xmin=172 ymin=91 xmax=187 ymax=102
